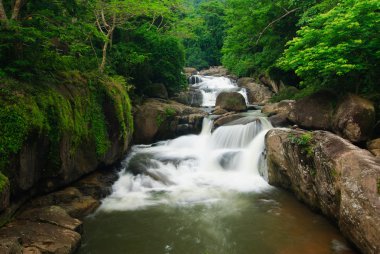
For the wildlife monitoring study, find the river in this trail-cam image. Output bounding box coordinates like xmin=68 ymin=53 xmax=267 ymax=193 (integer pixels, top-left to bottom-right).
xmin=78 ymin=76 xmax=356 ymax=254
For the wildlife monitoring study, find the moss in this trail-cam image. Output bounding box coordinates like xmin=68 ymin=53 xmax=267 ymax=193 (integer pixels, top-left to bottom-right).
xmin=0 ymin=72 xmax=134 ymax=178
xmin=288 ymin=132 xmax=315 ymax=158
xmin=0 ymin=173 xmax=9 ymax=193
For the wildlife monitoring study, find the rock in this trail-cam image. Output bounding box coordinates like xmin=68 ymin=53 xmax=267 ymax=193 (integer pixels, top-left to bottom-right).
xmin=266 ymin=129 xmax=380 ymax=254
xmin=22 ymin=247 xmax=41 ymax=254
xmin=215 ymin=92 xmax=247 ymax=112
xmin=288 ymin=90 xmax=337 ymax=130
xmin=212 ymin=106 xmax=228 ymax=115
xmin=184 ymin=67 xmax=198 ymax=78
xmin=0 ymin=221 xmax=81 ymax=254
xmin=262 ymin=100 xmax=295 ymax=116
xmin=199 ymin=66 xmax=228 ymax=76
xmin=259 ymin=75 xmax=281 ymax=93
xmin=237 ymin=82 xmax=273 ymax=104
xmin=333 ymin=94 xmax=376 ymax=143
xmin=269 ymin=114 xmax=291 ymax=127
xmin=27 ymin=187 xmax=100 ymax=219
xmin=17 ymin=206 xmax=82 ymax=232
xmin=0 ymin=237 xmax=22 ymax=254
xmin=368 ymin=138 xmax=380 ymax=157
xmin=134 ymin=99 xmax=207 ymax=144
xmin=237 ymin=77 xmax=254 ymax=87
xmin=171 ymin=90 xmax=203 ymax=107
xmin=144 ymin=83 xmax=169 ymax=99
xmin=213 ymin=113 xmax=244 ymax=128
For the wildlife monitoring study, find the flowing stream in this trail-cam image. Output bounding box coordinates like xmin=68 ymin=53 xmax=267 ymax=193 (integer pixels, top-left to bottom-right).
xmin=78 ymin=76 xmax=356 ymax=254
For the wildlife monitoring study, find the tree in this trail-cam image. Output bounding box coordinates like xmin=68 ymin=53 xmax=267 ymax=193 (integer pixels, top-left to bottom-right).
xmin=278 ymin=0 xmax=380 ymax=93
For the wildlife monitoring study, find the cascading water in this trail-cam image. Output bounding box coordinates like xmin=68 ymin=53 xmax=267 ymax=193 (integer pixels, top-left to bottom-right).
xmin=100 ymin=114 xmax=272 ymax=212
xmin=189 ymin=75 xmax=248 ymax=107
xmin=79 ymin=74 xmax=356 ymax=254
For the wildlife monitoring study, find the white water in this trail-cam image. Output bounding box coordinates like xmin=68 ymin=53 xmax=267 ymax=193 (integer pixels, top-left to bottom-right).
xmin=100 ymin=114 xmax=273 ymax=212
xmin=190 ymin=75 xmax=248 ymax=107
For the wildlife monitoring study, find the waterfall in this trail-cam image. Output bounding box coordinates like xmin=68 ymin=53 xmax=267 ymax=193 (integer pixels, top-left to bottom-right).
xmin=100 ymin=114 xmax=273 ymax=212
xmin=189 ymin=75 xmax=248 ymax=107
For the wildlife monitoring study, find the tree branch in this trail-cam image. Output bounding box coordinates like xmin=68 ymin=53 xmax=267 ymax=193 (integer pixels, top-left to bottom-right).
xmin=255 ymin=7 xmax=300 ymax=45
xmin=11 ymin=0 xmax=24 ymax=20
xmin=0 ymin=0 xmax=8 ymax=21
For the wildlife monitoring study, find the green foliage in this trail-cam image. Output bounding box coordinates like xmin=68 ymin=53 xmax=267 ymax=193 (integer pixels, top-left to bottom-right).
xmin=278 ymin=0 xmax=380 ymax=93
xmin=0 ymin=73 xmax=133 ymax=174
xmin=179 ymin=0 xmax=226 ymax=69
xmin=0 ymin=173 xmax=9 ymax=193
xmin=156 ymin=107 xmax=177 ymax=127
xmin=289 ymin=132 xmax=314 ymax=157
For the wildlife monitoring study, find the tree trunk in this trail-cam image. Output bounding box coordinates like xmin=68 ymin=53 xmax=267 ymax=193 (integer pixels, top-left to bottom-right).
xmin=0 ymin=0 xmax=8 ymax=21
xmin=11 ymin=0 xmax=23 ymax=20
xmin=99 ymin=39 xmax=109 ymax=73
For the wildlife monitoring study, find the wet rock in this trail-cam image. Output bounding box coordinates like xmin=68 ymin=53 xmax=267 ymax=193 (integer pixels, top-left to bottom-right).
xmin=184 ymin=67 xmax=198 ymax=78
xmin=17 ymin=206 xmax=82 ymax=232
xmin=269 ymin=114 xmax=291 ymax=127
xmin=134 ymin=99 xmax=207 ymax=144
xmin=144 ymin=83 xmax=168 ymax=100
xmin=215 ymin=92 xmax=247 ymax=112
xmin=0 ymin=237 xmax=22 ymax=254
xmin=288 ymin=90 xmax=337 ymax=130
xmin=171 ymin=90 xmax=203 ymax=107
xmin=0 ymin=221 xmax=80 ymax=254
xmin=266 ymin=129 xmax=380 ymax=254
xmin=213 ymin=113 xmax=244 ymax=128
xmin=237 ymin=81 xmax=273 ymax=104
xmin=27 ymin=187 xmax=100 ymax=219
xmin=367 ymin=138 xmax=380 ymax=157
xmin=262 ymin=100 xmax=295 ymax=116
xmin=333 ymin=94 xmax=376 ymax=143
xmin=212 ymin=106 xmax=228 ymax=115
xmin=199 ymin=66 xmax=228 ymax=77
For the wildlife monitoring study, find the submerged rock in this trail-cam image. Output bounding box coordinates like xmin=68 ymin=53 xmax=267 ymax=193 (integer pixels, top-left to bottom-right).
xmin=266 ymin=129 xmax=380 ymax=254
xmin=215 ymin=92 xmax=247 ymax=112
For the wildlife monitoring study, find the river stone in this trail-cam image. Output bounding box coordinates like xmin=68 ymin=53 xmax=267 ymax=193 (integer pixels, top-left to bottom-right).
xmin=171 ymin=90 xmax=203 ymax=107
xmin=266 ymin=129 xmax=380 ymax=254
xmin=268 ymin=114 xmax=291 ymax=127
xmin=262 ymin=100 xmax=295 ymax=116
xmin=199 ymin=66 xmax=228 ymax=76
xmin=213 ymin=113 xmax=244 ymax=129
xmin=288 ymin=90 xmax=336 ymax=130
xmin=239 ymin=82 xmax=273 ymax=105
xmin=333 ymin=94 xmax=376 ymax=143
xmin=27 ymin=187 xmax=100 ymax=219
xmin=134 ymin=99 xmax=206 ymax=144
xmin=0 ymin=221 xmax=81 ymax=254
xmin=212 ymin=106 xmax=228 ymax=115
xmin=215 ymin=92 xmax=247 ymax=112
xmin=17 ymin=206 xmax=82 ymax=232
xmin=0 ymin=237 xmax=22 ymax=254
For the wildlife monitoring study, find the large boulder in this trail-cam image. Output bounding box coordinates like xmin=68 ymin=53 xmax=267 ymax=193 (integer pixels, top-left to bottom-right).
xmin=215 ymin=92 xmax=247 ymax=112
xmin=333 ymin=94 xmax=376 ymax=143
xmin=288 ymin=90 xmax=337 ymax=130
xmin=184 ymin=67 xmax=197 ymax=78
xmin=262 ymin=100 xmax=295 ymax=116
xmin=143 ymin=83 xmax=168 ymax=99
xmin=134 ymin=99 xmax=207 ymax=144
xmin=171 ymin=90 xmax=203 ymax=107
xmin=266 ymin=129 xmax=380 ymax=254
xmin=237 ymin=81 xmax=273 ymax=104
xmin=367 ymin=138 xmax=380 ymax=157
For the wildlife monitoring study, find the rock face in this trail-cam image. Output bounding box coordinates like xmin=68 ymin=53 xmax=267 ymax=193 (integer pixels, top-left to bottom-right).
xmin=215 ymin=92 xmax=247 ymax=112
xmin=237 ymin=80 xmax=273 ymax=104
xmin=368 ymin=138 xmax=380 ymax=157
xmin=288 ymin=90 xmax=336 ymax=130
xmin=288 ymin=91 xmax=376 ymax=143
xmin=0 ymin=168 xmax=119 ymax=254
xmin=144 ymin=83 xmax=169 ymax=100
xmin=333 ymin=94 xmax=376 ymax=143
xmin=134 ymin=99 xmax=207 ymax=144
xmin=171 ymin=90 xmax=203 ymax=107
xmin=266 ymin=129 xmax=380 ymax=254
